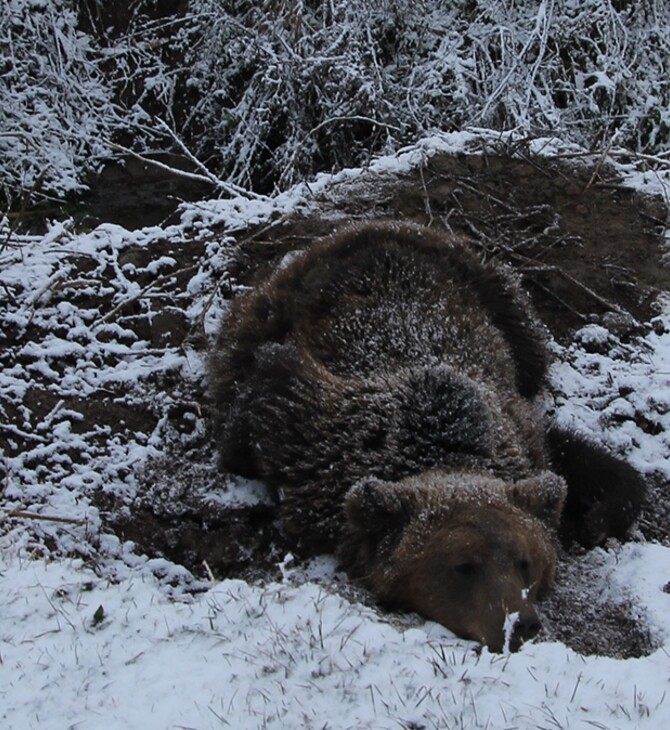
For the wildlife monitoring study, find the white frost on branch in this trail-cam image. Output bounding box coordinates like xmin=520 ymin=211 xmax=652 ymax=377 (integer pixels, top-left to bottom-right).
xmin=141 ymin=0 xmax=670 ymax=191
xmin=0 ymin=0 xmax=116 ymax=203
xmin=2 ymin=0 xmax=670 ymax=202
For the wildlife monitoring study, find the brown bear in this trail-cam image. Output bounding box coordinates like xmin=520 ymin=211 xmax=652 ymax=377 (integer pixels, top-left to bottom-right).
xmin=209 ymin=222 xmax=645 ymax=652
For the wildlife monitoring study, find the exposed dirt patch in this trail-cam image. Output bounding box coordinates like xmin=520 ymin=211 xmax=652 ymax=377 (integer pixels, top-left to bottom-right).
xmin=417 ymin=154 xmax=668 ymax=338
xmin=638 ymin=472 xmax=670 ymax=546
xmin=100 ymin=443 xmax=285 ymax=582
xmin=230 ymin=150 xmax=668 ymax=342
xmin=539 ymin=545 xmax=655 ymax=658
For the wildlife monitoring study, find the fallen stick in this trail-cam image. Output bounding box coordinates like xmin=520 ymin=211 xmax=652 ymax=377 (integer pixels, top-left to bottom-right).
xmin=3 ymin=509 xmax=86 ymax=525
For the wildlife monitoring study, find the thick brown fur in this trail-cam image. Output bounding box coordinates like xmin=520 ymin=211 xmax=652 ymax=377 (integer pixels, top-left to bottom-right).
xmin=209 ymin=221 xmax=645 ymax=651
xmin=343 ymin=471 xmax=561 ymax=652
xmin=210 ymin=223 xmax=551 ymax=546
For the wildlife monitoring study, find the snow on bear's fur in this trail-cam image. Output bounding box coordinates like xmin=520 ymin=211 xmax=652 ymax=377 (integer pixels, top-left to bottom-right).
xmin=209 ymin=222 xmax=645 ymax=651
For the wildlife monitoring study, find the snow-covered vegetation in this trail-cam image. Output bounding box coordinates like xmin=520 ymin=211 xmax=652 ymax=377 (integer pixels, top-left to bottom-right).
xmin=2 ymin=0 xmax=670 ymax=203
xmin=173 ymin=0 xmax=670 ymax=190
xmin=0 ymin=0 xmax=115 ymax=204
xmin=3 ymin=0 xmax=670 ymax=724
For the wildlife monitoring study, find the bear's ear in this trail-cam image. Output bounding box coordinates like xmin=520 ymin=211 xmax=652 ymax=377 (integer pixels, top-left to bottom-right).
xmin=505 ymin=471 xmax=567 ymax=529
xmin=343 ymin=478 xmax=424 ymax=575
xmin=344 ymin=477 xmax=420 ymax=534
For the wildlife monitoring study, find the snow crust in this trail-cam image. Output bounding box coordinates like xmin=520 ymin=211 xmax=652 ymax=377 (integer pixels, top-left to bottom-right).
xmin=2 ymin=133 xmax=670 ymax=728
xmin=180 ymin=129 xmax=670 ymax=230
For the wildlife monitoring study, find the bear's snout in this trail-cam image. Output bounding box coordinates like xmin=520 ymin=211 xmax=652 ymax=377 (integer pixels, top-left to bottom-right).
xmin=478 ymin=601 xmax=543 ymax=653
xmin=387 ymin=506 xmax=553 ymax=654
xmin=506 ymin=607 xmax=542 ymax=653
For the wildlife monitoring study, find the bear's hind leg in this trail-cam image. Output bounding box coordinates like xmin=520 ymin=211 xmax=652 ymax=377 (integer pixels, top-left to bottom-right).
xmin=546 ymin=426 xmax=646 ymax=547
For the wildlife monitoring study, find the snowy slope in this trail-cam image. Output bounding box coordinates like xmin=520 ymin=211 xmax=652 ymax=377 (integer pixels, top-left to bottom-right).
xmin=1 ymin=546 xmax=669 ymax=730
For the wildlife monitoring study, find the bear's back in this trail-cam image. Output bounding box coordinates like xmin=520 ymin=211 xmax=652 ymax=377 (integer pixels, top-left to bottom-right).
xmin=209 ymin=223 xmax=553 ymax=547
xmin=265 ymin=225 xmax=521 ymax=391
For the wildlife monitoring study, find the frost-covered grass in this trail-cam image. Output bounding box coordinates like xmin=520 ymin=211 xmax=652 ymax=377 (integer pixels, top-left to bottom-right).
xmin=2 ymin=133 xmax=670 ymax=727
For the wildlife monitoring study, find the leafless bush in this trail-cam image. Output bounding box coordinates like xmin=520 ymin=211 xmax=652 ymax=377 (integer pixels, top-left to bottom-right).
xmin=133 ymin=0 xmax=669 ymax=192
xmin=2 ymin=0 xmax=670 ymax=202
xmin=0 ymin=0 xmax=116 ymax=205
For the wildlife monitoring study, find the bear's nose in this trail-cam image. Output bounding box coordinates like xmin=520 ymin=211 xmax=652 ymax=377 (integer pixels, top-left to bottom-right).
xmin=509 ymin=609 xmax=542 ymax=651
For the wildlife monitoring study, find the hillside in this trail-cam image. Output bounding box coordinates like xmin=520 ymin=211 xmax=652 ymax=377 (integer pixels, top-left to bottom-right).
xmin=3 ymin=1 xmax=670 ymax=726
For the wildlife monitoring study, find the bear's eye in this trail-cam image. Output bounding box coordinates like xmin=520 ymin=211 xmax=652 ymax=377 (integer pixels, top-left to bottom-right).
xmin=517 ymin=558 xmax=531 ymax=583
xmin=454 ymin=562 xmax=481 ymax=578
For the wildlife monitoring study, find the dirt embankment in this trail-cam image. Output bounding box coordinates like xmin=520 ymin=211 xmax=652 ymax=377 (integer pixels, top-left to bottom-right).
xmin=2 ymin=146 xmax=668 ymax=657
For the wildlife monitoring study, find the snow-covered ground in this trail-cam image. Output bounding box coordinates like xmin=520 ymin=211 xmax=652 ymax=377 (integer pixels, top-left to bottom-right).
xmin=2 ymin=133 xmax=670 ymax=728
xmin=2 ymin=544 xmax=670 ymax=730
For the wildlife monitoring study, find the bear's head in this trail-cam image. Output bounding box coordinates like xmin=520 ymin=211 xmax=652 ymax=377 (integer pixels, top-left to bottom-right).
xmin=343 ymin=470 xmax=565 ymax=652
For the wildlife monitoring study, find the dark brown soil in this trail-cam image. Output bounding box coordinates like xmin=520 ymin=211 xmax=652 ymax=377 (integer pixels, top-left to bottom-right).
xmin=538 ymin=545 xmax=656 ymax=658
xmin=230 ymin=149 xmax=669 ymax=342
xmin=102 ymin=444 xmax=285 ymax=582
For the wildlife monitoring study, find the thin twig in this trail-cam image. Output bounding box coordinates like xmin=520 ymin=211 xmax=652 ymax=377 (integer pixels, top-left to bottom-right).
xmin=518 ymin=260 xmax=626 ymax=315
xmin=3 ymin=510 xmax=86 ymax=525
xmin=92 ymin=263 xmax=198 ymax=328
xmin=307 ymin=115 xmax=402 ymax=136
xmin=418 ymin=166 xmax=434 ymax=226
xmin=584 ymin=135 xmax=618 ymax=192
xmin=153 ymin=118 xmax=271 ymax=201
xmin=202 ymin=560 xmax=216 ymax=582
xmin=0 ymin=424 xmax=48 ymax=443
xmin=545 ymin=149 xmax=670 ymax=167
xmin=557 ymin=268 xmax=627 ymax=314
xmin=192 ymin=270 xmax=231 ymax=341
xmin=105 ymin=141 xmax=268 ymax=201
xmin=522 ymin=275 xmax=588 ymax=322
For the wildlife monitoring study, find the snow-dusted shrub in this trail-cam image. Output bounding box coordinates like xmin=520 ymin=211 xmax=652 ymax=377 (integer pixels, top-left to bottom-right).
xmin=0 ymin=0 xmax=115 ymax=204
xmin=145 ymin=0 xmax=670 ymax=191
xmin=3 ymin=0 xmax=669 ymax=202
